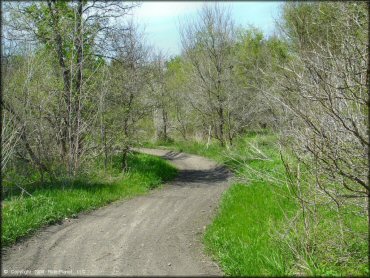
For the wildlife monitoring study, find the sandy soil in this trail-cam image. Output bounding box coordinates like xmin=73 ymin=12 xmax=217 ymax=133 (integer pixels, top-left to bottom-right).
xmin=2 ymin=148 xmax=232 ymax=276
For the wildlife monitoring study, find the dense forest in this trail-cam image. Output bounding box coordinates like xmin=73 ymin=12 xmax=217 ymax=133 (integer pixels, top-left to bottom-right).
xmin=2 ymin=1 xmax=369 ymax=276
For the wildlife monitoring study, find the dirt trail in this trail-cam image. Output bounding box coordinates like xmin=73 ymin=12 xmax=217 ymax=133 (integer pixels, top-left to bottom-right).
xmin=2 ymin=148 xmax=231 ymax=276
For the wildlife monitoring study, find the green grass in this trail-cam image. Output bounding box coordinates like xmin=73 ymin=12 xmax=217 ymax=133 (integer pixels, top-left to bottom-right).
xmin=146 ymin=132 xmax=368 ymax=276
xmin=202 ymin=134 xmax=298 ymax=276
xmin=204 ymin=183 xmax=296 ymax=276
xmin=2 ymin=152 xmax=177 ymax=247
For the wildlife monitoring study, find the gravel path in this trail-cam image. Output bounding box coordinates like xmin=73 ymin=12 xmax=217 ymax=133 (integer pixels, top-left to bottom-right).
xmin=2 ymin=148 xmax=231 ymax=276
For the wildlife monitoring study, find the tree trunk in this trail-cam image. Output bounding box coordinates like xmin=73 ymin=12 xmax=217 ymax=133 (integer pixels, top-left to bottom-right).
xmin=72 ymin=0 xmax=84 ymax=174
xmin=218 ymin=106 xmax=225 ymax=147
xmin=366 ymin=0 xmax=370 ymax=233
xmin=47 ymin=0 xmax=71 ymax=165
xmin=122 ymin=146 xmax=129 ymax=173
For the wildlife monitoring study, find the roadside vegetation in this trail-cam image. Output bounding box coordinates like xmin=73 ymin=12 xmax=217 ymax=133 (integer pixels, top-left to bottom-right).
xmin=145 ymin=131 xmax=368 ymax=276
xmin=2 ymin=153 xmax=177 ymax=247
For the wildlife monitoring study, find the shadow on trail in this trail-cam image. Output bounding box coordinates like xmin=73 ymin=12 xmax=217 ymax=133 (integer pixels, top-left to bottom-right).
xmin=174 ymin=166 xmax=231 ymax=185
xmin=160 ymin=151 xmax=188 ymax=161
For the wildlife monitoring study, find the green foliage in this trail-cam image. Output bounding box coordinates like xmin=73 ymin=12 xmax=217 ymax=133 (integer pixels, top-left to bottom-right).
xmin=2 ymin=153 xmax=177 ymax=247
xmin=282 ymin=2 xmax=367 ymax=53
xmin=235 ymin=27 xmax=264 ymax=60
xmin=233 ymin=27 xmax=289 ymax=86
xmin=25 ymin=3 xmax=70 ymax=53
xmin=165 ymin=56 xmax=189 ymax=92
xmin=24 ymin=2 xmax=96 ymax=66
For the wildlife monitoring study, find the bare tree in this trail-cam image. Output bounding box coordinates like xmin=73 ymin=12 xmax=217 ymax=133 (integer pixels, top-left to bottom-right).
xmin=255 ymin=2 xmax=369 ymax=271
xmin=103 ymin=21 xmax=151 ymax=171
xmin=3 ymin=1 xmax=138 ymax=176
xmin=180 ymin=3 xmax=237 ymax=146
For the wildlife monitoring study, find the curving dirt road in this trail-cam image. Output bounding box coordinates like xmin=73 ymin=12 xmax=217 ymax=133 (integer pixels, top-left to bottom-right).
xmin=2 ymin=148 xmax=231 ymax=276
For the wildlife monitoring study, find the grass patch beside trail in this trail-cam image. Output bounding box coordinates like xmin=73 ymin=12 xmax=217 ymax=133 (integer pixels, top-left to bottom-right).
xmin=201 ymin=134 xmax=298 ymax=276
xmin=144 ymin=133 xmax=368 ymax=276
xmin=204 ymin=183 xmax=295 ymax=275
xmin=2 ymin=153 xmax=177 ymax=247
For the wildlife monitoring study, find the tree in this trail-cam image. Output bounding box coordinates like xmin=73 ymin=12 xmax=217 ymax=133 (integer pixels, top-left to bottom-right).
xmin=259 ymin=2 xmax=369 ymax=270
xmin=180 ymin=3 xmax=236 ymax=146
xmin=3 ymin=1 xmax=138 ymax=176
xmin=103 ymin=21 xmax=151 ymax=171
xmin=277 ymin=1 xmax=368 ymax=198
xmin=231 ymin=28 xmax=288 ymax=133
xmin=164 ymin=56 xmax=195 ymax=140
